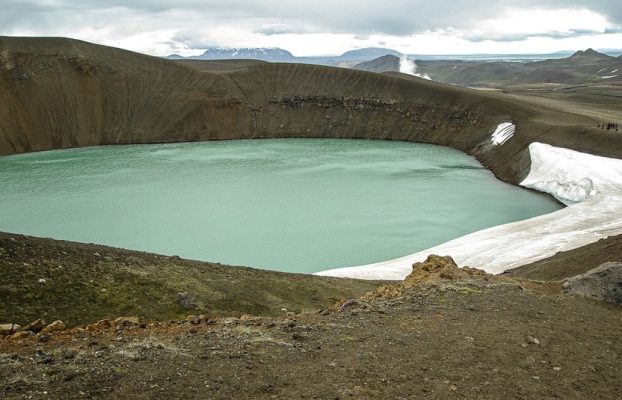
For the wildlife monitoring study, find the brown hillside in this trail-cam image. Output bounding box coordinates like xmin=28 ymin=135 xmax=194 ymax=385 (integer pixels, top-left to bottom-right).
xmin=1 ymin=36 xmax=621 ymax=186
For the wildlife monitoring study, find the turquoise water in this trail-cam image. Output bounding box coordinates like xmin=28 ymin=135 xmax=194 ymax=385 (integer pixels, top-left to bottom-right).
xmin=0 ymin=139 xmax=561 ymax=273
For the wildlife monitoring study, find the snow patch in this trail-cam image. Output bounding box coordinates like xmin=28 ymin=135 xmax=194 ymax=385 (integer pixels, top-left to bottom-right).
xmin=490 ymin=122 xmax=515 ymax=145
xmin=612 ymin=69 xmax=619 ymax=73
xmin=316 ymin=142 xmax=622 ymax=279
xmin=527 ymin=178 xmax=594 ymax=204
xmin=601 ymin=75 xmax=618 ymax=79
xmin=399 ymin=55 xmax=431 ymax=80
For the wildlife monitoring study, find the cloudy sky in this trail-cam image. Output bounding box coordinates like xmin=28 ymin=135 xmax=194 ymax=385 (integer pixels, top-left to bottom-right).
xmin=1 ymin=0 xmax=621 ymax=56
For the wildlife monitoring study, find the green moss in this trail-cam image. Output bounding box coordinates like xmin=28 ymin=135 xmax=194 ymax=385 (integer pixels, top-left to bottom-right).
xmin=0 ymin=233 xmax=384 ymax=326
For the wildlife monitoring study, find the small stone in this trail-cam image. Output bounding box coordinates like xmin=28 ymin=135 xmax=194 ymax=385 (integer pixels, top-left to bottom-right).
xmin=35 ymin=350 xmax=54 ymax=364
xmin=187 ymin=315 xmax=200 ymax=325
xmin=114 ymin=317 xmax=140 ymax=327
xmin=38 ymin=278 xmax=47 ymax=284
xmin=42 ymin=320 xmax=66 ymax=333
xmin=528 ymin=336 xmax=540 ymax=346
xmin=37 ymin=333 xmax=51 ymax=343
xmin=62 ymin=349 xmax=77 ymax=359
xmin=553 ymin=367 xmax=561 ymax=371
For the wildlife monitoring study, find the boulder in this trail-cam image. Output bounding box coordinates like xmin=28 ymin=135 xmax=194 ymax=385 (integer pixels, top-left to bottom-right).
xmin=0 ymin=323 xmax=21 ymax=336
xmin=23 ymin=319 xmax=46 ymax=333
xmin=563 ymin=262 xmax=622 ymax=304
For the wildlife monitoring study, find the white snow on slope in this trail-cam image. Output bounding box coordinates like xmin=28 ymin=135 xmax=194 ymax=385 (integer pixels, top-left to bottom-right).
xmin=491 ymin=122 xmax=515 ymax=145
xmin=601 ymin=75 xmax=618 ymax=79
xmin=316 ymin=142 xmax=622 ymax=280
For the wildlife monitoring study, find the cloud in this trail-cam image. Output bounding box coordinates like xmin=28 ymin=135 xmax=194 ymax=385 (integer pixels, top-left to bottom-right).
xmin=254 ymin=24 xmax=309 ymax=36
xmin=0 ymin=0 xmax=620 ymax=55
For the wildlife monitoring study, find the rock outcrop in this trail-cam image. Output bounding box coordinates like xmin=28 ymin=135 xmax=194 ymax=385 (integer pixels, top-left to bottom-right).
xmin=404 ymin=255 xmax=491 ymax=287
xmin=562 ymin=262 xmax=622 ymax=304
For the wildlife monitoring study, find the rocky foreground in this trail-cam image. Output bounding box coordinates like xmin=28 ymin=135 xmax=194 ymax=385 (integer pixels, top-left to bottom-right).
xmin=1 ymin=255 xmax=621 ymax=399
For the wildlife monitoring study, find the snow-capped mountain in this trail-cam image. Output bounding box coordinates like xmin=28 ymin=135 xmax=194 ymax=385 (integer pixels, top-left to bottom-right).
xmin=176 ymin=47 xmax=295 ymax=62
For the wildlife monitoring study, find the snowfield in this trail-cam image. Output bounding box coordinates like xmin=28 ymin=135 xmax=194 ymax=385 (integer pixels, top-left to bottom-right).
xmin=317 ymin=142 xmax=622 ymax=280
xmin=491 ymin=122 xmax=515 ymax=146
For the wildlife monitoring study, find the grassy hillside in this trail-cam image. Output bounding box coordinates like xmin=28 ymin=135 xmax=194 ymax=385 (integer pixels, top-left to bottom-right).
xmin=0 ymin=233 xmax=383 ymax=327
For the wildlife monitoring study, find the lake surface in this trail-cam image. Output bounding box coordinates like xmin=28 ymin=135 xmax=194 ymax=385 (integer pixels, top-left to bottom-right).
xmin=0 ymin=139 xmax=562 ymax=273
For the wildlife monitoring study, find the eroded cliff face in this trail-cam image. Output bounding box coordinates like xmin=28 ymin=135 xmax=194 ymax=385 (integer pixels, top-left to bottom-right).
xmin=0 ymin=37 xmax=253 ymax=154
xmin=1 ymin=37 xmax=621 ymax=185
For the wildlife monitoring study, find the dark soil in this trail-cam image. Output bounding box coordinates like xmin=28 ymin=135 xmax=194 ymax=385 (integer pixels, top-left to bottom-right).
xmin=1 ymin=238 xmax=621 ymax=399
xmin=1 ymin=278 xmax=620 ymax=399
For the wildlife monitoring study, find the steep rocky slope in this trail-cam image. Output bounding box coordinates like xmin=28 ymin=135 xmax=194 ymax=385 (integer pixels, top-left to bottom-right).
xmin=2 ymin=37 xmax=621 ymax=186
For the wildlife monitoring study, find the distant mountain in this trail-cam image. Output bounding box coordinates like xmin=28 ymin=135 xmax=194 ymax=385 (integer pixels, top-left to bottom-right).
xmin=168 ymin=46 xmax=403 ymax=65
xmin=337 ymin=47 xmax=401 ymax=61
xmin=170 ymin=47 xmax=295 ymax=62
xmin=568 ymin=48 xmax=614 ymax=61
xmin=412 ymin=48 xmax=622 ymax=87
xmin=353 ymin=54 xmax=400 ymax=73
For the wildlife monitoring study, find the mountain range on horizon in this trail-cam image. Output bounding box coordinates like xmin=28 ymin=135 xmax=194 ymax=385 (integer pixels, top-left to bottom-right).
xmin=168 ymin=46 xmax=622 ymax=64
xmin=353 ymin=48 xmax=622 ymax=86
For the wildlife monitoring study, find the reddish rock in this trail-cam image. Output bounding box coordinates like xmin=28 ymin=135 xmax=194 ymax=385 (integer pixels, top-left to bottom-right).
xmin=42 ymin=320 xmax=66 ymax=333
xmin=8 ymin=331 xmax=33 ymax=340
